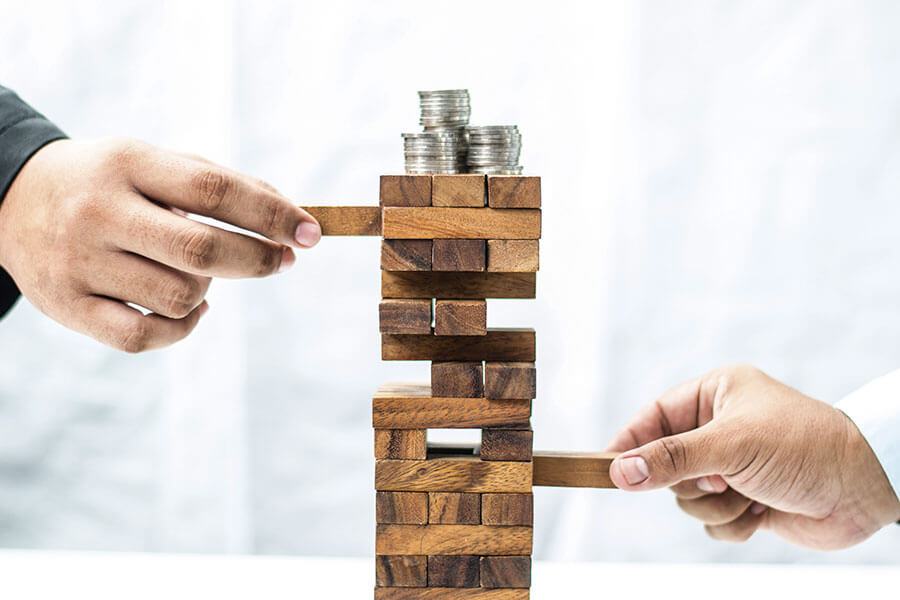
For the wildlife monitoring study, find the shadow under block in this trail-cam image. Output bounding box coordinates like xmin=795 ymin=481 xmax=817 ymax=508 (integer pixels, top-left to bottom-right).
xmin=376 ymin=491 xmax=429 ymax=524
xmin=382 ymin=208 xmax=540 ymax=240
xmin=480 ymin=557 xmax=531 ymax=589
xmin=382 ymin=240 xmax=433 ymax=271
xmin=376 ymin=524 xmax=533 ymax=555
xmin=481 ymin=493 xmax=533 ymax=526
xmin=374 ymin=589 xmax=529 ymax=600
xmin=484 ymin=363 xmax=536 ymax=400
xmin=379 ymin=299 xmax=433 ymax=335
xmin=375 ymin=456 xmax=532 ymax=493
xmin=480 ymin=429 xmax=533 ymax=462
xmin=486 ymin=241 xmax=539 ymax=273
xmin=433 ymin=239 xmax=486 ymax=272
xmin=432 ymin=174 xmax=486 ymax=207
xmin=486 ymin=176 xmax=541 ymax=208
xmin=300 ymin=206 xmax=382 ymax=236
xmin=428 ymin=555 xmax=480 ymax=588
xmin=382 ymin=272 xmax=535 ymax=300
xmin=376 ymin=555 xmax=428 ymax=587
xmin=531 ymin=451 xmax=619 ymax=488
xmin=434 ymin=300 xmax=487 ymax=336
xmin=431 ymin=362 xmax=484 ymax=398
xmin=380 ymin=175 xmax=432 ymax=206
xmin=374 ymin=429 xmax=427 ymax=460
xmin=382 ymin=329 xmax=535 ymax=362
xmin=428 ymin=492 xmax=481 ymax=525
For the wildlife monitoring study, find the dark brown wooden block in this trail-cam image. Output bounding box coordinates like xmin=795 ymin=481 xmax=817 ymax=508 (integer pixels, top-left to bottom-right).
xmin=376 ymin=491 xmax=428 ymax=524
xmin=300 ymin=206 xmax=382 ymax=236
xmin=380 ymin=175 xmax=432 ymax=206
xmin=428 ymin=493 xmax=481 ymax=525
xmin=382 ymin=240 xmax=433 ymax=271
xmin=382 ymin=272 xmax=535 ymax=300
xmin=373 ymin=395 xmax=530 ymax=429
xmin=435 ymin=300 xmax=487 ymax=336
xmin=486 ymin=176 xmax=541 ymax=208
xmin=484 ymin=362 xmax=536 ymax=399
xmin=376 ymin=524 xmax=533 ymax=555
xmin=428 ymin=555 xmax=480 ymax=588
xmin=382 ymin=207 xmax=540 ymax=240
xmin=382 ymin=329 xmax=534 ymax=362
xmin=486 ymin=240 xmax=539 ymax=272
xmin=481 ymin=493 xmax=533 ymax=526
xmin=376 ymin=555 xmax=427 ymax=587
xmin=431 ymin=362 xmax=484 ymax=398
xmin=480 ymin=557 xmax=531 ymax=589
xmin=432 ymin=174 xmax=486 ymax=207
xmin=481 ymin=428 xmax=533 ymax=462
xmin=375 ymin=456 xmax=532 ymax=493
xmin=433 ymin=240 xmax=486 ymax=272
xmin=374 ymin=587 xmax=529 ymax=599
xmin=379 ymin=299 xmax=432 ymax=335
xmin=374 ymin=429 xmax=427 ymax=460
xmin=532 ymin=451 xmax=618 ymax=488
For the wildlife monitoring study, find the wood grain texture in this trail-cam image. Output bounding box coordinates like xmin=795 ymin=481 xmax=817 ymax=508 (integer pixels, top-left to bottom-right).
xmin=480 ymin=429 xmax=533 ymax=462
xmin=382 ymin=329 xmax=535 ymax=362
xmin=486 ymin=176 xmax=541 ymax=208
xmin=428 ymin=555 xmax=480 ymax=588
xmin=484 ymin=363 xmax=536 ymax=400
xmin=432 ymin=174 xmax=486 ymax=207
xmin=375 ymin=456 xmax=532 ymax=493
xmin=376 ymin=491 xmax=429 ymax=524
xmin=382 ymin=272 xmax=535 ymax=300
xmin=373 ymin=396 xmax=530 ymax=429
xmin=481 ymin=493 xmax=533 ymax=526
xmin=380 ymin=175 xmax=432 ymax=206
xmin=486 ymin=240 xmax=539 ymax=272
xmin=382 ymin=240 xmax=433 ymax=271
xmin=376 ymin=555 xmax=427 ymax=587
xmin=382 ymin=208 xmax=540 ymax=240
xmin=374 ymin=588 xmax=529 ymax=600
xmin=301 ymin=206 xmax=381 ymax=236
xmin=431 ymin=362 xmax=484 ymax=398
xmin=435 ymin=300 xmax=487 ymax=336
xmin=379 ymin=299 xmax=433 ymax=335
xmin=374 ymin=429 xmax=427 ymax=460
xmin=480 ymin=557 xmax=531 ymax=589
xmin=428 ymin=493 xmax=481 ymax=525
xmin=375 ymin=524 xmax=533 ymax=555
xmin=433 ymin=240 xmax=486 ymax=272
xmin=531 ymin=451 xmax=619 ymax=488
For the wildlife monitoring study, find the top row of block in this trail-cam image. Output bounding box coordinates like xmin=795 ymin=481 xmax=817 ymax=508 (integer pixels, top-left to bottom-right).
xmin=380 ymin=175 xmax=541 ymax=209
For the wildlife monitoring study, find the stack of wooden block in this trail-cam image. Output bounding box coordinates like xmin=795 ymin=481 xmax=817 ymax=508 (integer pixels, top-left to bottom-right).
xmin=374 ymin=173 xmax=541 ymax=600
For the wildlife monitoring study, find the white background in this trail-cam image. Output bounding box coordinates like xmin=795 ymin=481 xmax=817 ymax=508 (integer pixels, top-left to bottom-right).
xmin=0 ymin=0 xmax=898 ymax=564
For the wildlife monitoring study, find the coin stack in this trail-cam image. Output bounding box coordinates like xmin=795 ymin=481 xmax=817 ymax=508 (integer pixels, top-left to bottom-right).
xmin=402 ymin=90 xmax=471 ymax=174
xmin=465 ymin=125 xmax=523 ymax=175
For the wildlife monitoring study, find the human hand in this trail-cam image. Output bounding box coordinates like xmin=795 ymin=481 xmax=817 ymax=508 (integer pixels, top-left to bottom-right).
xmin=606 ymin=365 xmax=900 ymax=550
xmin=0 ymin=138 xmax=321 ymax=352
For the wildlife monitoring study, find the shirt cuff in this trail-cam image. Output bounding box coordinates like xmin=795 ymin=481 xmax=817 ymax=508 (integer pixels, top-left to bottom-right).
xmin=835 ymin=369 xmax=900 ymax=500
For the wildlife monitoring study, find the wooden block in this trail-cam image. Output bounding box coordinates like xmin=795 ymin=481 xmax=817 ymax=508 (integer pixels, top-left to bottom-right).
xmin=382 ymin=240 xmax=433 ymax=271
xmin=376 ymin=555 xmax=427 ymax=587
xmin=379 ymin=299 xmax=432 ymax=335
xmin=435 ymin=300 xmax=487 ymax=336
xmin=431 ymin=362 xmax=484 ymax=398
xmin=382 ymin=208 xmax=540 ymax=240
xmin=486 ymin=240 xmax=539 ymax=272
xmin=432 ymin=174 xmax=485 ymax=207
xmin=428 ymin=493 xmax=481 ymax=525
xmin=373 ymin=395 xmax=530 ymax=429
xmin=374 ymin=429 xmax=427 ymax=460
xmin=433 ymin=240 xmax=486 ymax=272
xmin=486 ymin=176 xmax=541 ymax=208
xmin=376 ymin=491 xmax=428 ymax=524
xmin=428 ymin=555 xmax=480 ymax=588
xmin=383 ymin=272 xmax=535 ymax=300
xmin=300 ymin=206 xmax=381 ymax=236
xmin=481 ymin=494 xmax=533 ymax=526
xmin=376 ymin=524 xmax=533 ymax=555
xmin=382 ymin=329 xmax=535 ymax=362
xmin=375 ymin=456 xmax=532 ymax=493
xmin=531 ymin=451 xmax=619 ymax=488
xmin=380 ymin=175 xmax=432 ymax=206
xmin=484 ymin=362 xmax=536 ymax=400
xmin=374 ymin=588 xmax=529 ymax=600
xmin=481 ymin=429 xmax=533 ymax=462
xmin=480 ymin=557 xmax=531 ymax=589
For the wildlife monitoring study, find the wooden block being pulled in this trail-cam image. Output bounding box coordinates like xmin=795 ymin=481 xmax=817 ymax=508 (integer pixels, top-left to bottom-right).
xmin=435 ymin=300 xmax=487 ymax=336
xmin=376 ymin=524 xmax=533 ymax=555
xmin=486 ymin=240 xmax=539 ymax=272
xmin=431 ymin=362 xmax=484 ymax=398
xmin=374 ymin=588 xmax=529 ymax=600
xmin=432 ymin=174 xmax=485 ymax=207
xmin=433 ymin=239 xmax=486 ymax=272
xmin=428 ymin=555 xmax=480 ymax=588
xmin=532 ymin=451 xmax=619 ymax=488
xmin=374 ymin=429 xmax=427 ymax=460
xmin=481 ymin=428 xmax=533 ymax=462
xmin=380 ymin=175 xmax=432 ymax=206
xmin=383 ymin=272 xmax=535 ymax=300
xmin=376 ymin=555 xmax=427 ymax=587
xmin=382 ymin=329 xmax=535 ymax=362
xmin=379 ymin=299 xmax=432 ymax=335
xmin=300 ymin=206 xmax=381 ymax=236
xmin=376 ymin=491 xmax=429 ymax=524
xmin=480 ymin=557 xmax=531 ymax=589
xmin=481 ymin=493 xmax=533 ymax=526
xmin=486 ymin=176 xmax=541 ymax=208
xmin=375 ymin=456 xmax=532 ymax=493
xmin=382 ymin=208 xmax=540 ymax=240
xmin=428 ymin=492 xmax=481 ymax=525
xmin=382 ymin=240 xmax=433 ymax=271
xmin=484 ymin=362 xmax=536 ymax=399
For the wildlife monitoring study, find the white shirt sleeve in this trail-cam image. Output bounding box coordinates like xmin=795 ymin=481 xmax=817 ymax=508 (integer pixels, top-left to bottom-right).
xmin=835 ymin=369 xmax=900 ymax=498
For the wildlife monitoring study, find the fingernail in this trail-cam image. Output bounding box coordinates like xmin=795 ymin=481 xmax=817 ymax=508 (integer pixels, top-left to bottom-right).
xmin=751 ymin=502 xmax=767 ymax=515
xmin=295 ymin=220 xmax=321 ymax=248
xmin=696 ymin=477 xmax=716 ymax=493
xmin=619 ymin=456 xmax=650 ymax=485
xmin=278 ymin=247 xmax=296 ymax=273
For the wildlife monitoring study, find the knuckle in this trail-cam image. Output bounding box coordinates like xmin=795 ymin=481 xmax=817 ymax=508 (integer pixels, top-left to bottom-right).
xmin=192 ymin=168 xmax=233 ymax=213
xmin=176 ymin=227 xmax=219 ymax=271
xmin=261 ymin=198 xmax=287 ymax=236
xmin=117 ymin=318 xmax=152 ymax=354
xmin=101 ymin=137 xmax=145 ymax=170
xmin=253 ymin=245 xmax=280 ymax=277
xmin=161 ymin=278 xmax=203 ymax=318
xmin=658 ymin=436 xmax=689 ymax=474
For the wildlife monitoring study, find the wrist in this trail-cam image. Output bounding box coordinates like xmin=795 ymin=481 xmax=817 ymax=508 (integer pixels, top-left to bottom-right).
xmin=839 ymin=409 xmax=900 ymax=528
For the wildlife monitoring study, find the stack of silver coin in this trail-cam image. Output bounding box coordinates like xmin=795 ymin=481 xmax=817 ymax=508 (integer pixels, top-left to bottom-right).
xmin=403 ymin=90 xmax=470 ymax=174
xmin=465 ymin=125 xmax=523 ymax=175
